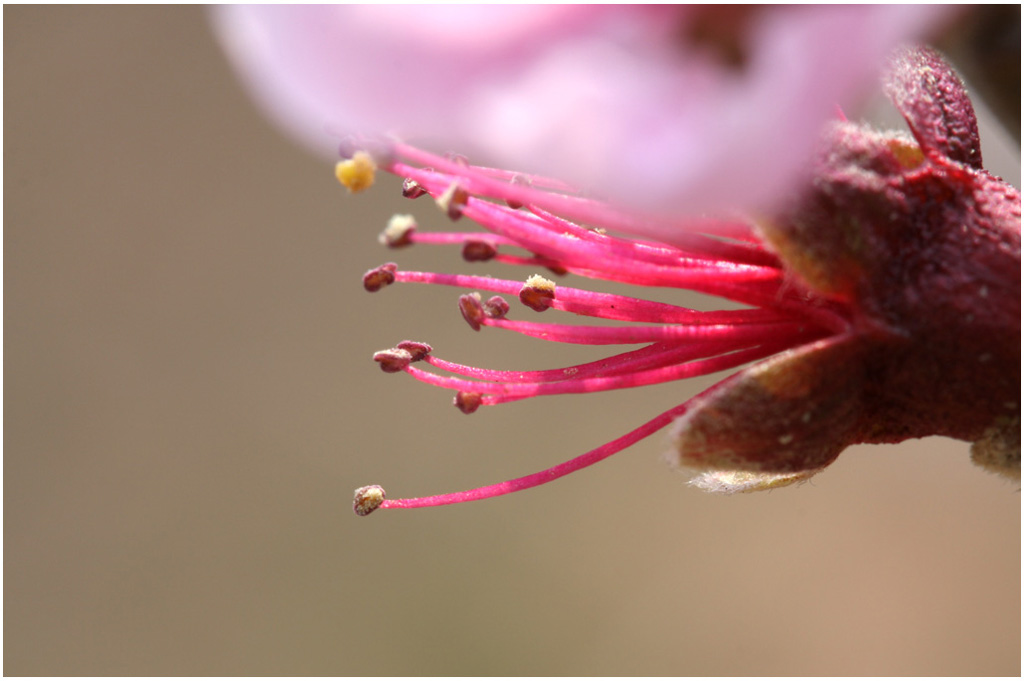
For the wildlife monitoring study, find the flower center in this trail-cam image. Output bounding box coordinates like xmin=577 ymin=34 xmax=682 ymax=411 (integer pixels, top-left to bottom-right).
xmin=342 ymin=142 xmax=852 ymax=514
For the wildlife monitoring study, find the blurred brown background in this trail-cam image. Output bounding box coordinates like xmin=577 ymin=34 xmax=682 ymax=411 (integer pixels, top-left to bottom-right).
xmin=4 ymin=6 xmax=1020 ymax=676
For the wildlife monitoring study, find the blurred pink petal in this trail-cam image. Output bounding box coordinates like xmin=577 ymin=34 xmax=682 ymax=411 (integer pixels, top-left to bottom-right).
xmin=213 ymin=5 xmax=951 ymax=217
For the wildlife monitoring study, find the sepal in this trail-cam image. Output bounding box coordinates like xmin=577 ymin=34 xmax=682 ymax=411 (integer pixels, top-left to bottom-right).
xmin=669 ymin=336 xmax=864 ymax=488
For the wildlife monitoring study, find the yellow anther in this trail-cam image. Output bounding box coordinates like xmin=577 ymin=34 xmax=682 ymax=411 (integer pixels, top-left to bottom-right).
xmin=335 ymin=151 xmax=377 ymax=193
xmin=524 ymin=274 xmax=556 ymax=294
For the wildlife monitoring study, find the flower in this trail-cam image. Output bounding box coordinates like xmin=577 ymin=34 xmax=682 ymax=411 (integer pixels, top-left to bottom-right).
xmin=348 ymin=47 xmax=1020 ymax=515
xmin=212 ymin=5 xmax=951 ymax=217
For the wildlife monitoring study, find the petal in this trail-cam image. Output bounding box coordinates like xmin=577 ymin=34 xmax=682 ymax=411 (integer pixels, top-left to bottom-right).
xmin=212 ymin=5 xmax=953 ymax=218
xmin=210 ymin=6 xmax=677 ymax=158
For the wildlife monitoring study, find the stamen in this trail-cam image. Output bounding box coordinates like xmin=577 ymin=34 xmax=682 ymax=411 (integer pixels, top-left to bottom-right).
xmin=482 ymin=296 xmax=509 ymax=319
xmin=519 ymin=274 xmax=556 ymax=312
xmin=389 ymin=159 xmax=742 ymax=269
xmin=454 ymin=391 xmax=483 ymax=414
xmin=423 ymin=341 xmax=694 ymax=383
xmin=380 ymin=229 xmax=518 ymax=250
xmin=528 ymin=203 xmax=780 ymax=269
xmin=436 ymin=182 xmax=469 ymax=221
xmin=422 ymin=341 xmax=718 ymax=385
xmin=388 ymin=142 xmax=765 ymax=257
xmin=362 ymin=263 xmax=397 ymax=292
xmin=505 ymin=173 xmax=533 ymax=209
xmin=342 ymin=141 xmax=858 ymax=511
xmin=460 ymin=199 xmax=784 ymax=298
xmin=389 ymin=268 xmax=787 ymax=325
xmin=395 ymin=340 xmax=432 ymax=361
xmin=379 ymin=215 xmax=417 ymax=247
xmin=401 ymin=338 xmax=811 ymax=400
xmin=373 ymin=347 xmax=413 ymax=373
xmin=402 ymin=176 xmax=428 ymax=199
xmin=373 ymin=341 xmax=433 ymax=373
xmin=363 ymin=402 xmax=692 ymax=512
xmin=377 ymin=175 xmax=785 ymax=302
xmin=335 ymin=151 xmax=376 ymax=193
xmin=353 ymin=484 xmax=386 ymax=516
xmin=472 ymin=251 xmax=569 ymax=273
xmin=461 ymin=240 xmax=498 ymax=262
xmin=480 ymin=316 xmax=806 ymax=346
xmin=458 ymin=293 xmax=486 ymax=331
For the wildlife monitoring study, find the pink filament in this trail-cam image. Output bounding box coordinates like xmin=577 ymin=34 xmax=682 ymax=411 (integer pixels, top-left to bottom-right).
xmin=402 ymin=165 xmax=778 ymax=277
xmin=393 ymin=269 xmax=791 ymax=325
xmin=378 ymin=401 xmax=692 ymax=509
xmin=478 ymin=316 xmax=806 ymax=346
xmin=389 ymin=142 xmax=760 ymax=254
xmin=406 ymin=231 xmax=518 ymax=248
xmin=422 ymin=341 xmax=727 ymax=383
xmin=402 ymin=337 xmax=811 ymax=399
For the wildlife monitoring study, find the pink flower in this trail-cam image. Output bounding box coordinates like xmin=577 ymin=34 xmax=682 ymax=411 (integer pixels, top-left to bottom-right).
xmin=349 ymin=47 xmax=1021 ymax=515
xmin=212 ymin=5 xmax=950 ymax=217
xmin=211 ymin=9 xmax=1018 ymax=512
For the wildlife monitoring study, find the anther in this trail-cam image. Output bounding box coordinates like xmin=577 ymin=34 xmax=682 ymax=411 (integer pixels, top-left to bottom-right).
xmin=396 ymin=340 xmax=433 ymax=361
xmin=373 ymin=348 xmax=413 ymax=373
xmin=437 ymin=182 xmax=470 ymax=221
xmin=454 ymin=391 xmax=483 ymax=414
xmin=542 ymin=258 xmax=569 ymax=277
xmin=458 ymin=293 xmax=486 ymax=331
xmin=353 ymin=485 xmax=386 ymax=516
xmin=379 ymin=214 xmax=417 ymax=248
xmin=402 ymin=177 xmax=427 ymax=199
xmin=461 ymin=240 xmax=497 ymax=262
xmin=506 ymin=173 xmax=533 ymax=209
xmin=483 ymin=296 xmax=510 ymax=319
xmin=335 ymin=151 xmax=377 ymax=193
xmin=363 ymin=263 xmax=398 ymax=292
xmin=519 ymin=274 xmax=557 ymax=312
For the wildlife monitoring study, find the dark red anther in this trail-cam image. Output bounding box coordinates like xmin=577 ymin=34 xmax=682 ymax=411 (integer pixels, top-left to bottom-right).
xmin=519 ymin=275 xmax=556 ymax=312
xmin=462 ymin=240 xmax=498 ymax=262
xmin=402 ymin=177 xmax=427 ymax=199
xmin=542 ymin=258 xmax=569 ymax=277
xmin=373 ymin=348 xmax=413 ymax=373
xmin=363 ymin=263 xmax=398 ymax=292
xmin=454 ymin=391 xmax=483 ymax=414
xmin=483 ymin=296 xmax=510 ymax=319
xmin=379 ymin=215 xmax=417 ymax=248
xmin=437 ymin=183 xmax=470 ymax=221
xmin=458 ymin=293 xmax=486 ymax=331
xmin=396 ymin=340 xmax=433 ymax=362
